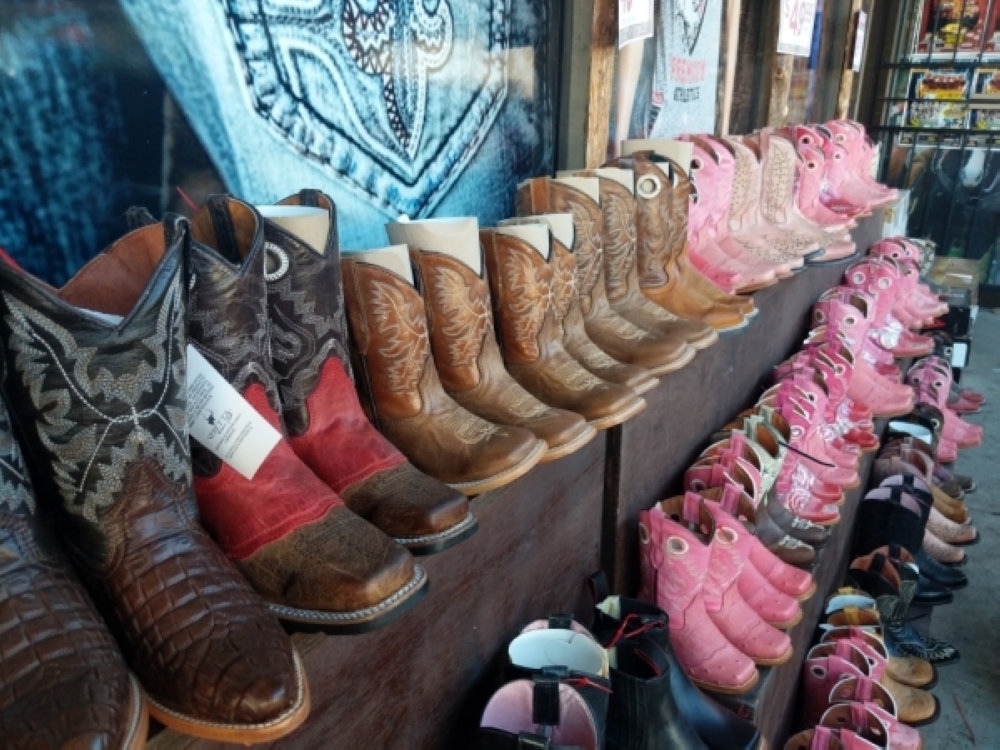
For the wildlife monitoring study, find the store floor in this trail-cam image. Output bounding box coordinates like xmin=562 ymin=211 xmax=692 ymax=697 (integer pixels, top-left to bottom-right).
xmin=917 ymin=309 xmax=1000 ymax=750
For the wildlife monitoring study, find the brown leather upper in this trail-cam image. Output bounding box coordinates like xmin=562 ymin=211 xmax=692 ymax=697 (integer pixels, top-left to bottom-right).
xmin=342 ymin=258 xmax=541 ymax=486
xmin=549 ymin=237 xmax=659 ymax=393
xmin=515 ymin=178 xmax=698 ymax=373
xmin=0 ymin=394 xmax=138 ymax=748
xmin=575 ymin=170 xmax=704 ymax=356
xmin=480 ymin=230 xmax=643 ymax=426
xmin=0 ymin=219 xmax=302 ymax=726
xmin=410 ymin=248 xmax=592 ymax=454
xmin=611 ymin=154 xmax=753 ymax=326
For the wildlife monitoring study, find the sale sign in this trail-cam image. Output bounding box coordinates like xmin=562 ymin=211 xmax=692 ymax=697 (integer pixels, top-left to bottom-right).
xmin=777 ymin=0 xmax=818 ymax=57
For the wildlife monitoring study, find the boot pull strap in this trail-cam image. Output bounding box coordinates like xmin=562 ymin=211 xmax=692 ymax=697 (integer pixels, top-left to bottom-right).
xmin=587 ymin=572 xmax=609 ymax=605
xmin=516 ymin=733 xmax=553 ymax=749
xmin=548 ymin=614 xmax=574 ymax=630
xmin=530 ymin=179 xmax=550 ymax=212
xmin=532 ymin=675 xmax=561 ymax=728
xmin=206 ymin=195 xmax=242 ymax=264
xmin=299 ymin=189 xmax=322 ymax=207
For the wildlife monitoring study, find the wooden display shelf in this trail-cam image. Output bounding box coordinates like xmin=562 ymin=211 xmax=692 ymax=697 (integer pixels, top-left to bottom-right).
xmin=148 ymin=211 xmax=886 ymax=749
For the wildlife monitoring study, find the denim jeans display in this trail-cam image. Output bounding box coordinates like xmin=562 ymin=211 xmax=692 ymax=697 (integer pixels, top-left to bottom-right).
xmin=120 ymin=0 xmax=555 ymax=250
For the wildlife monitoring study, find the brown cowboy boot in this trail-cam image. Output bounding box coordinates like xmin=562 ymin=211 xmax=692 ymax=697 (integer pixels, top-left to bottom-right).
xmin=571 ymin=166 xmax=712 ymax=358
xmin=398 ymin=219 xmax=597 ymax=463
xmin=0 ymin=395 xmax=147 ymax=750
xmin=258 ymin=191 xmax=476 ymax=555
xmin=481 ymin=226 xmax=646 ymax=430
xmin=342 ymin=247 xmax=545 ymax=495
xmin=0 ymin=216 xmax=309 ymax=742
xmin=617 ymin=152 xmax=754 ymax=331
xmin=516 ymin=177 xmax=699 ymax=373
xmin=500 ymin=213 xmax=660 ymax=395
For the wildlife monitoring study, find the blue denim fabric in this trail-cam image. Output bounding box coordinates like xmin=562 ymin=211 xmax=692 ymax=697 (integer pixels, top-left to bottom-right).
xmin=120 ymin=0 xmax=553 ymax=249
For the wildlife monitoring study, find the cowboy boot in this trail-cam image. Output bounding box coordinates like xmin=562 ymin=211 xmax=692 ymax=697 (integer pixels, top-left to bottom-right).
xmin=258 ymin=191 xmax=476 ymax=554
xmin=398 ymin=218 xmax=596 ymax=462
xmin=559 ymin=168 xmax=700 ymax=369
xmin=0 ymin=396 xmax=147 ymax=749
xmin=136 ymin=197 xmax=428 ymax=634
xmin=480 ymin=226 xmax=647 ymax=430
xmin=617 ymin=152 xmax=754 ymax=331
xmin=0 ymin=216 xmax=308 ymax=742
xmin=341 ymin=245 xmax=546 ymax=494
xmin=516 ymin=177 xmax=717 ymax=363
xmin=501 ymin=213 xmax=660 ymax=395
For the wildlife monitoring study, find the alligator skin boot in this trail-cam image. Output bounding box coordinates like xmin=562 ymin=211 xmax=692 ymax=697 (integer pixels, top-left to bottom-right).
xmin=341 ymin=247 xmax=545 ymax=494
xmin=0 ymin=217 xmax=309 ymax=742
xmin=405 ymin=225 xmax=596 ymax=462
xmin=501 ymin=214 xmax=660 ymax=395
xmin=516 ymin=176 xmax=716 ymax=364
xmin=562 ymin=168 xmax=699 ymax=369
xmin=0 ymin=397 xmax=147 ymax=749
xmin=260 ymin=191 xmax=476 ymax=554
xmin=480 ymin=227 xmax=646 ymax=430
xmin=618 ymin=153 xmax=753 ymax=332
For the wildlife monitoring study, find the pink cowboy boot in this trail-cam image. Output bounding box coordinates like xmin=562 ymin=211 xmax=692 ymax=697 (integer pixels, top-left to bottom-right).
xmin=789 ymin=126 xmax=872 ymax=217
xmin=802 ymin=641 xmax=872 ymax=726
xmin=638 ymin=496 xmax=760 ymax=694
xmin=790 ymin=141 xmax=857 ymax=231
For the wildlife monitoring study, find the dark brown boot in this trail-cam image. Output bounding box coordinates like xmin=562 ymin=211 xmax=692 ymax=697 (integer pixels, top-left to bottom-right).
xmin=342 ymin=250 xmax=545 ymax=495
xmin=408 ymin=241 xmax=596 ymax=463
xmin=500 ymin=214 xmax=660 ymax=395
xmin=259 ymin=190 xmax=476 ymax=555
xmin=571 ymin=167 xmax=709 ymax=361
xmin=0 ymin=216 xmax=309 ymax=742
xmin=0 ymin=397 xmax=147 ymax=749
xmin=481 ymin=227 xmax=646 ymax=430
xmin=516 ymin=177 xmax=707 ymax=372
xmin=181 ymin=197 xmax=428 ymax=630
xmin=613 ymin=153 xmax=754 ymax=331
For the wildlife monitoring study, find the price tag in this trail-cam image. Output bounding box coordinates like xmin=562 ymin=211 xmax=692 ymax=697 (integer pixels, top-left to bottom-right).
xmin=777 ymin=0 xmax=818 ymax=57
xmin=619 ymin=0 xmax=654 ymax=49
xmin=186 ymin=345 xmax=282 ymax=480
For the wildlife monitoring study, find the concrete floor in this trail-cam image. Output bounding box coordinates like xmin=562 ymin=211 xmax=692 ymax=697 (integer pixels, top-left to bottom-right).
xmin=917 ymin=309 xmax=1000 ymax=750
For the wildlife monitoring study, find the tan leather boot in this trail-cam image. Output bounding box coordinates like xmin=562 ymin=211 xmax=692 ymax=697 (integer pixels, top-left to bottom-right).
xmin=618 ymin=153 xmax=754 ymax=331
xmin=515 ymin=177 xmax=702 ymax=373
xmin=500 ymin=214 xmax=660 ymax=395
xmin=481 ymin=227 xmax=646 ymax=430
xmin=569 ymin=167 xmax=703 ymax=370
xmin=341 ymin=252 xmax=545 ymax=495
xmin=408 ymin=245 xmax=597 ymax=463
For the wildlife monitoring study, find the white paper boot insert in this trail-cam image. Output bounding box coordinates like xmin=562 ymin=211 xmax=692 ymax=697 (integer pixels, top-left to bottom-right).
xmin=385 ymin=217 xmax=481 ymax=275
xmin=256 ymin=205 xmax=330 ymax=255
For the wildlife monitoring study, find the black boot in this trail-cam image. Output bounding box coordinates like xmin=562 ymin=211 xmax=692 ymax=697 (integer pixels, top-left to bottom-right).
xmin=589 ymin=581 xmax=761 ymax=750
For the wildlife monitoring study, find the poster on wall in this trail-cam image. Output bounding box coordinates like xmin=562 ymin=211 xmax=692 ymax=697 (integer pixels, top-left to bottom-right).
xmin=0 ymin=0 xmax=555 ymax=284
xmin=648 ymin=0 xmax=724 ymax=138
xmin=904 ymin=68 xmax=970 ymax=129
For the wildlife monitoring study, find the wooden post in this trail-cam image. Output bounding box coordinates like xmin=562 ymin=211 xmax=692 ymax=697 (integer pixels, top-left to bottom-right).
xmin=768 ymin=53 xmax=795 ymax=126
xmin=586 ymin=0 xmax=617 ymax=167
xmin=719 ymin=0 xmax=744 ymax=135
xmin=837 ymin=0 xmax=865 ymax=119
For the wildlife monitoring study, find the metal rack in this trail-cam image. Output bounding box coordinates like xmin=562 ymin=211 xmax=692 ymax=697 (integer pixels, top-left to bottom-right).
xmin=868 ymin=0 xmax=1000 ymax=295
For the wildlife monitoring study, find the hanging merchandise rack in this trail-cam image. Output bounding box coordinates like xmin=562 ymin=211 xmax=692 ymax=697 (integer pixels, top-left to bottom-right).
xmin=866 ymin=0 xmax=1000 ymax=304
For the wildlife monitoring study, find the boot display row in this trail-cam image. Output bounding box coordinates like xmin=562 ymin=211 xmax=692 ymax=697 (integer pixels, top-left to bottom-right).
xmin=646 ymin=120 xmax=901 ymax=299
xmin=784 ymin=247 xmax=986 ymax=749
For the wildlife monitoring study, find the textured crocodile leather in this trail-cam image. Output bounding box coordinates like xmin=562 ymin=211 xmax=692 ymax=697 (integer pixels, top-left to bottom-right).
xmin=342 ymin=255 xmax=544 ymax=492
xmin=263 ymin=192 xmax=472 ymax=548
xmin=185 ymin=197 xmax=426 ymax=624
xmin=0 ymin=217 xmax=304 ymax=728
xmin=0 ymin=395 xmax=141 ymax=748
xmin=411 ymin=246 xmax=593 ymax=460
xmin=479 ymin=230 xmax=645 ymax=429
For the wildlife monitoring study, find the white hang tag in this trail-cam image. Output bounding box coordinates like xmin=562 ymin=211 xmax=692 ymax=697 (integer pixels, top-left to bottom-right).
xmin=185 ymin=345 xmax=282 ymax=480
